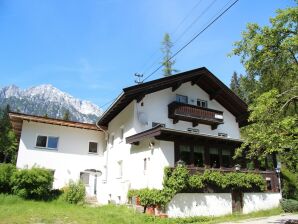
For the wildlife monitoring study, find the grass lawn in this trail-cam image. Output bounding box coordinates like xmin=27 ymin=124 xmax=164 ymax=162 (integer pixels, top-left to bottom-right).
xmin=0 ymin=194 xmax=284 ymax=224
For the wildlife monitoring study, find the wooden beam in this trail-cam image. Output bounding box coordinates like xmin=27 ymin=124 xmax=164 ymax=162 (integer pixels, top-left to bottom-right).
xmin=135 ymin=94 xmax=145 ymax=103
xmin=211 ymin=124 xmax=218 ymax=130
xmin=209 ymin=89 xmax=222 ymax=100
xmin=172 ymin=82 xmax=182 ymax=92
xmin=191 ymin=75 xmax=204 ymax=86
xmin=192 ymin=121 xmax=198 ymax=127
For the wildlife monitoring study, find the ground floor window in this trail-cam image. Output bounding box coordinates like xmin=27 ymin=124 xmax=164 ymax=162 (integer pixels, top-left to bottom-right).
xmin=175 ymin=142 xmax=234 ymax=168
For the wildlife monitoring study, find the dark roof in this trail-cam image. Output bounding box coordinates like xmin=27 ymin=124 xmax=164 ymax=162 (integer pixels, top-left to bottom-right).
xmin=126 ymin=125 xmax=243 ymax=145
xmin=9 ymin=112 xmax=105 ymax=140
xmin=97 ymin=67 xmax=248 ymax=127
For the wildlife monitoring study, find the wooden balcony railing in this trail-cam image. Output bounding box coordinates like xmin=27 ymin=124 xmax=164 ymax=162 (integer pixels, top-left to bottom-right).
xmin=168 ymin=101 xmax=224 ymax=129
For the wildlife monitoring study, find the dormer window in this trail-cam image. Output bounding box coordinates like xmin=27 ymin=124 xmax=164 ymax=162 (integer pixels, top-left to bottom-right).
xmin=197 ymin=99 xmax=208 ymax=108
xmin=176 ymin=94 xmax=188 ymax=104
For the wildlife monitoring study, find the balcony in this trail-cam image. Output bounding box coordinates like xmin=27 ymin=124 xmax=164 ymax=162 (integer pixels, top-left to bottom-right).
xmin=168 ymin=101 xmax=224 ymax=129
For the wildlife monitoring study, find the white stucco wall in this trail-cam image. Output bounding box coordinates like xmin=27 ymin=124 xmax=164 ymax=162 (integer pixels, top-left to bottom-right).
xmin=167 ymin=193 xmax=232 ymax=217
xmin=242 ymin=193 xmax=282 ymax=214
xmin=17 ymin=121 xmax=105 ymax=191
xmin=134 ymin=82 xmax=241 ymax=139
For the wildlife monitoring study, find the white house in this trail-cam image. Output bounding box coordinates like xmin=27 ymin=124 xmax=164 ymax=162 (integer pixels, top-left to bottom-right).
xmin=10 ymin=67 xmax=281 ymax=217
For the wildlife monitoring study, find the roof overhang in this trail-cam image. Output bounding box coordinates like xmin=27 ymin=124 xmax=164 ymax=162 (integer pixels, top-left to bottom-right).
xmin=97 ymin=67 xmax=248 ymax=127
xmin=126 ymin=126 xmax=243 ymax=145
xmin=9 ymin=112 xmax=105 ymax=140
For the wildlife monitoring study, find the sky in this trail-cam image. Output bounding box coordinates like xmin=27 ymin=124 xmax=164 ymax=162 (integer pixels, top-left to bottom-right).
xmin=0 ymin=0 xmax=295 ymax=109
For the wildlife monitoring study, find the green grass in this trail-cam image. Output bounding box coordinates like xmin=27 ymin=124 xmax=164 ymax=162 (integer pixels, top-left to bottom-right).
xmin=0 ymin=194 xmax=284 ymax=224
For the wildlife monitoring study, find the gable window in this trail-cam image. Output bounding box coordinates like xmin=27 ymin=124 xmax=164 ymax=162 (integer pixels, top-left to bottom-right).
xmin=80 ymin=172 xmax=89 ymax=185
xmin=36 ymin=135 xmax=59 ymax=150
xmin=176 ymin=94 xmax=188 ymax=104
xmin=89 ymin=142 xmax=98 ymax=153
xmin=197 ymin=99 xmax=208 ymax=108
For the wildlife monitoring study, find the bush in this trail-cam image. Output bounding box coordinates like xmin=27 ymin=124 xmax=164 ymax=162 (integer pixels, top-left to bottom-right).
xmin=62 ymin=181 xmax=86 ymax=204
xmin=11 ymin=167 xmax=54 ymax=200
xmin=0 ymin=163 xmax=16 ymax=193
xmin=281 ymin=199 xmax=298 ymax=213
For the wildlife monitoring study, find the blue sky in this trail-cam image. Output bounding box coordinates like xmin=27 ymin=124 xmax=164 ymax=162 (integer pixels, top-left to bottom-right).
xmin=0 ymin=0 xmax=295 ymax=109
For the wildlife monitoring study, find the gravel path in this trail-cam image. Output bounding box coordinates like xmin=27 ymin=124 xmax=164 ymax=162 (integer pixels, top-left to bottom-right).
xmin=219 ymin=213 xmax=298 ymax=224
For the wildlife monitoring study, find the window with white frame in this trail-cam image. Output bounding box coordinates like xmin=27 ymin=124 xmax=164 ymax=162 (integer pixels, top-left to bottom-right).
xmin=197 ymin=99 xmax=208 ymax=108
xmin=176 ymin=94 xmax=188 ymax=104
xmin=89 ymin=142 xmax=98 ymax=153
xmin=36 ymin=135 xmax=59 ymax=150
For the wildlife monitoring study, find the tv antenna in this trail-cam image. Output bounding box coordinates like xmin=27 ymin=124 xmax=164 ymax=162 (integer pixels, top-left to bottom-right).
xmin=134 ymin=73 xmax=143 ymax=84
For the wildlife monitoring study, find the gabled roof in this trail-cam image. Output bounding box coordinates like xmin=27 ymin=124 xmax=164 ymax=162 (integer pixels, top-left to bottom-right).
xmin=9 ymin=112 xmax=104 ymax=140
xmin=97 ymin=67 xmax=248 ymax=127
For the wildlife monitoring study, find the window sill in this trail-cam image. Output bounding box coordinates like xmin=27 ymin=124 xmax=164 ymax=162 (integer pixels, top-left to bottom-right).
xmin=88 ymin=152 xmax=98 ymax=155
xmin=34 ymin=146 xmax=58 ymax=151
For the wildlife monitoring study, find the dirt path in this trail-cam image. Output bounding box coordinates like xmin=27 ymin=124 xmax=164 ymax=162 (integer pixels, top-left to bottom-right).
xmin=219 ymin=213 xmax=298 ymax=224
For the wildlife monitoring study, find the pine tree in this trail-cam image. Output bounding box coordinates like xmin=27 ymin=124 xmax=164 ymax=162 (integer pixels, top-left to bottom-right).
xmin=0 ymin=105 xmax=17 ymax=163
xmin=161 ymin=33 xmax=177 ymax=76
xmin=63 ymin=110 xmax=70 ymax=121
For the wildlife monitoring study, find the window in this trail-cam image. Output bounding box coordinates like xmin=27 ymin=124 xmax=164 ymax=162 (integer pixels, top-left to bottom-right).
xmin=266 ymin=178 xmax=272 ymax=191
xmin=177 ymin=144 xmax=191 ymax=165
xmin=176 ymin=94 xmax=188 ymax=104
xmin=194 ymin=145 xmax=204 ymax=167
xmin=218 ymin=133 xmax=228 ymax=137
xmin=80 ymin=172 xmax=89 ymax=185
xmin=89 ymin=142 xmax=98 ymax=153
xmin=36 ymin=135 xmax=59 ymax=150
xmin=197 ymin=99 xmax=208 ymax=108
xmin=117 ymin=161 xmax=123 ymax=178
xmin=210 ymin=147 xmax=220 ymax=168
xmin=222 ymin=148 xmax=232 ymax=168
xmin=36 ymin=136 xmax=47 ymax=147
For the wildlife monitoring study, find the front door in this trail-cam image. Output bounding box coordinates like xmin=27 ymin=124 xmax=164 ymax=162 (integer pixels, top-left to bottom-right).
xmin=232 ymin=191 xmax=243 ymax=213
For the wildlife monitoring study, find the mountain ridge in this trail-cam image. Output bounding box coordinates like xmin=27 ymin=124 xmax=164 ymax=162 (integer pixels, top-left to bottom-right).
xmin=0 ymin=84 xmax=102 ymax=123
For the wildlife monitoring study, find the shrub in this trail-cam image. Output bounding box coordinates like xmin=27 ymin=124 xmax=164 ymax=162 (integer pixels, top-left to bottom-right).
xmin=11 ymin=167 xmax=54 ymax=200
xmin=188 ymin=174 xmax=204 ymax=190
xmin=281 ymin=199 xmax=298 ymax=213
xmin=62 ymin=181 xmax=86 ymax=204
xmin=0 ymin=163 xmax=16 ymax=193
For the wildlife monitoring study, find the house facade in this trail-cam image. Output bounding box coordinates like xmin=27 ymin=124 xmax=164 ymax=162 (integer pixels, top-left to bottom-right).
xmin=10 ymin=67 xmax=281 ymax=216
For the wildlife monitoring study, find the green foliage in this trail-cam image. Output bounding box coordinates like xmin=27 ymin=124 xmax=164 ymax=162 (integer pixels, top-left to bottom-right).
xmin=230 ymin=4 xmax=298 ymax=185
xmin=281 ymin=166 xmax=298 ymax=200
xmin=62 ymin=181 xmax=86 ymax=204
xmin=0 ymin=163 xmax=16 ymax=193
xmin=161 ymin=33 xmax=178 ymax=77
xmin=11 ymin=167 xmax=54 ymax=200
xmin=230 ymin=71 xmax=246 ymax=102
xmin=188 ymin=174 xmax=204 ymax=190
xmin=0 ymin=105 xmax=18 ymax=163
xmin=131 ymin=166 xmax=266 ymax=208
xmin=280 ymin=199 xmax=298 ymax=213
